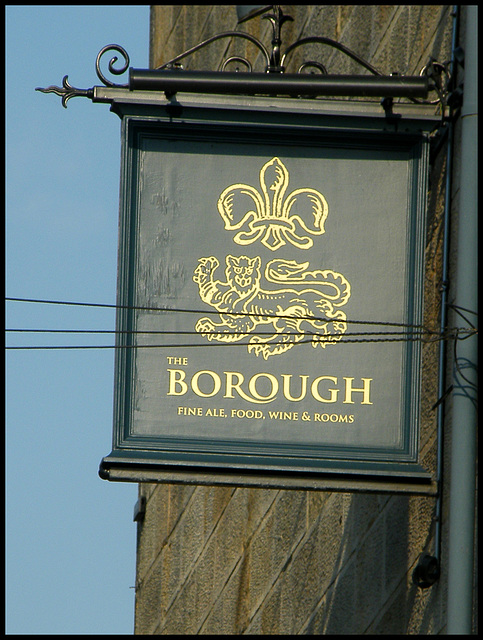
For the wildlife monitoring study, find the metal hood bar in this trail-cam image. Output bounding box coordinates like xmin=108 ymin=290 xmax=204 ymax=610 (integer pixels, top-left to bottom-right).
xmin=129 ymin=69 xmax=430 ymax=99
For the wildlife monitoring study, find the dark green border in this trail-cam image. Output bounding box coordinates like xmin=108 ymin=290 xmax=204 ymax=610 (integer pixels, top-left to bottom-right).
xmin=108 ymin=102 xmax=433 ymax=484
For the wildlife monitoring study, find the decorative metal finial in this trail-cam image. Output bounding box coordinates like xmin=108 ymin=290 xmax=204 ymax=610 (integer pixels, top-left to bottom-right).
xmin=36 ymin=45 xmax=130 ymax=108
xmin=35 ymin=75 xmax=94 ymax=108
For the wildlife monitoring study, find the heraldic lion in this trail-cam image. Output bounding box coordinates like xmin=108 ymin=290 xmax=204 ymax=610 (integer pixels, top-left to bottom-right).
xmin=193 ymin=255 xmax=351 ymax=359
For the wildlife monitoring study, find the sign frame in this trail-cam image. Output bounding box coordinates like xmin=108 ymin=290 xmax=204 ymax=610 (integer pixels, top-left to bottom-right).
xmin=100 ymin=94 xmax=439 ymax=494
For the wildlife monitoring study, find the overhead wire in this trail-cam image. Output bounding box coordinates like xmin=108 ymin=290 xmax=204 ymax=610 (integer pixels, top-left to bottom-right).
xmin=5 ymin=296 xmax=476 ymax=350
xmin=449 ymin=303 xmax=478 ymax=411
xmin=3 ymin=295 xmax=440 ymax=330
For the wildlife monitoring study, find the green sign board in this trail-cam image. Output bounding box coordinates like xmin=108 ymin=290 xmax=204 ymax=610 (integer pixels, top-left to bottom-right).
xmin=101 ymin=95 xmax=437 ymax=492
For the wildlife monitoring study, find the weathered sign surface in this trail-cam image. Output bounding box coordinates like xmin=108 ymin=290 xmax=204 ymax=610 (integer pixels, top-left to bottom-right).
xmin=101 ymin=97 xmax=436 ymax=491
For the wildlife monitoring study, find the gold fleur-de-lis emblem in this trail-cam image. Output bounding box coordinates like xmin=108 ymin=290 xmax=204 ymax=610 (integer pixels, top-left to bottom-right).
xmin=217 ymin=157 xmax=328 ymax=251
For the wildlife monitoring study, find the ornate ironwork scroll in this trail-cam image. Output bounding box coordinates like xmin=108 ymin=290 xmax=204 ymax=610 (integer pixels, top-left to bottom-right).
xmin=95 ymin=44 xmax=130 ymax=87
xmin=36 ymin=45 xmax=130 ymax=107
xmin=35 ymin=75 xmax=94 ymax=108
xmin=155 ymin=6 xmax=384 ymax=76
xmin=157 ymin=31 xmax=270 ymax=73
xmin=36 ymin=6 xmax=451 ymax=107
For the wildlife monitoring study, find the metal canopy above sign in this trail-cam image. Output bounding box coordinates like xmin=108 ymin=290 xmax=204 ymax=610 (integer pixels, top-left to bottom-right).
xmin=98 ymin=93 xmax=439 ymax=494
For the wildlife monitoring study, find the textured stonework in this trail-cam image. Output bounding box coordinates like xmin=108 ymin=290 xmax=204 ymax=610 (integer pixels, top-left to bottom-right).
xmin=133 ymin=5 xmax=472 ymax=635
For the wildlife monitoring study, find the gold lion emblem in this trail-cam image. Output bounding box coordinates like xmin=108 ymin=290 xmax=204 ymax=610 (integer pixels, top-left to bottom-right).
xmin=193 ymin=255 xmax=351 ymax=359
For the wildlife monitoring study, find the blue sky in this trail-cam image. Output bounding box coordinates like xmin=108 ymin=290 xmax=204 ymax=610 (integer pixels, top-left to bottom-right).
xmin=6 ymin=6 xmax=150 ymax=634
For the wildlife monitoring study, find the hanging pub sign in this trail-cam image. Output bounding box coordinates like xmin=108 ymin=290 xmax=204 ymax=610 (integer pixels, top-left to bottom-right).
xmin=100 ymin=93 xmax=438 ymax=493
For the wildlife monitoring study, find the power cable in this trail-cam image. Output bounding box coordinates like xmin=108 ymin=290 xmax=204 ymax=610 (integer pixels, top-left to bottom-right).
xmin=5 ymin=296 xmax=476 ymax=350
xmin=5 ymin=296 xmax=429 ymax=330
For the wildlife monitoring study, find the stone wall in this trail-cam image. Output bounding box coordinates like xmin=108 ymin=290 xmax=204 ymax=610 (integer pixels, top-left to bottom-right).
xmin=134 ymin=5 xmax=459 ymax=634
xmin=135 ymin=483 xmax=449 ymax=634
